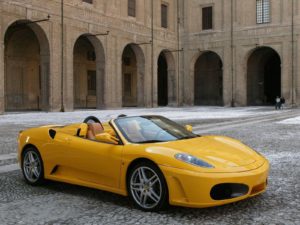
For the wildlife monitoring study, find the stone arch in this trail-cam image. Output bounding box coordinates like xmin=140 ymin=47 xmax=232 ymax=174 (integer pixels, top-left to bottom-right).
xmin=157 ymin=50 xmax=176 ymax=106
xmin=73 ymin=34 xmax=105 ymax=109
xmin=194 ymin=51 xmax=223 ymax=105
xmin=247 ymin=46 xmax=281 ymax=105
xmin=121 ymin=43 xmax=145 ymax=107
xmin=4 ymin=20 xmax=50 ymax=111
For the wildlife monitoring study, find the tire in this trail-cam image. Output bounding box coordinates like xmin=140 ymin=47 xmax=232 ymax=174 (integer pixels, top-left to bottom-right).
xmin=127 ymin=161 xmax=168 ymax=211
xmin=21 ymin=147 xmax=45 ymax=185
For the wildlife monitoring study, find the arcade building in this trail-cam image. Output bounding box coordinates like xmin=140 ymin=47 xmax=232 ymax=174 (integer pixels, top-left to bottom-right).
xmin=0 ymin=0 xmax=299 ymax=113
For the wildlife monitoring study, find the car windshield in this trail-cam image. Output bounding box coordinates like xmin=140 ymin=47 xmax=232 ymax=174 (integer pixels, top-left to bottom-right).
xmin=114 ymin=116 xmax=199 ymax=144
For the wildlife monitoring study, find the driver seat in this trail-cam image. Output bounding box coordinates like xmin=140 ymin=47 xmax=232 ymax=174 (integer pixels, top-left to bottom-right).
xmin=87 ymin=123 xmax=104 ymax=140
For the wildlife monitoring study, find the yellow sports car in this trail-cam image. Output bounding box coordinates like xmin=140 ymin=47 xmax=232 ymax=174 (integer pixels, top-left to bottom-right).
xmin=18 ymin=115 xmax=269 ymax=211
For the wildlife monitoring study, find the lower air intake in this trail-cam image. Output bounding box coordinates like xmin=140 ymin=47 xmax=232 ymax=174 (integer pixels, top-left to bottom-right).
xmin=210 ymin=183 xmax=249 ymax=200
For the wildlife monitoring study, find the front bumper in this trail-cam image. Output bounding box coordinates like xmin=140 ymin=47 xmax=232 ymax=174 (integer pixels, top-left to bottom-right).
xmin=160 ymin=160 xmax=269 ymax=208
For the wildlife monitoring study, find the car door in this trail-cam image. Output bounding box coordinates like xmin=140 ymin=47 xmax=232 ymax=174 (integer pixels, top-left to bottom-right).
xmin=48 ymin=132 xmax=123 ymax=189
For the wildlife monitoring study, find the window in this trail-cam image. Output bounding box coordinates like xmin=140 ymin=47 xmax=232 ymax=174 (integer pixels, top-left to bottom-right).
xmin=256 ymin=0 xmax=270 ymax=24
xmin=202 ymin=6 xmax=213 ymax=30
xmin=128 ymin=0 xmax=136 ymax=17
xmin=87 ymin=71 xmax=96 ymax=96
xmin=82 ymin=0 xmax=93 ymax=4
xmin=161 ymin=4 xmax=168 ymax=28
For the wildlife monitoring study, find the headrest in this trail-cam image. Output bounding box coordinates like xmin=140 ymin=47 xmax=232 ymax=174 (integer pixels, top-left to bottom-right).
xmin=88 ymin=123 xmax=104 ymax=136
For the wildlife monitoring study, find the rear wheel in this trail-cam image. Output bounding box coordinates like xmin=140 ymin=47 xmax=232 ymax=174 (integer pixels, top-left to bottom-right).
xmin=22 ymin=147 xmax=44 ymax=185
xmin=127 ymin=161 xmax=168 ymax=211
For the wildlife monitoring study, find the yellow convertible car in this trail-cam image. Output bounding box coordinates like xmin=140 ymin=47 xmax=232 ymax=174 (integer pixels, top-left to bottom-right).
xmin=18 ymin=115 xmax=269 ymax=211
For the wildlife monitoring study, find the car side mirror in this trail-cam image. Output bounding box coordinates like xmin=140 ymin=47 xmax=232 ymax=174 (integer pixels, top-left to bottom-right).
xmin=185 ymin=125 xmax=193 ymax=132
xmin=95 ymin=133 xmax=119 ymax=145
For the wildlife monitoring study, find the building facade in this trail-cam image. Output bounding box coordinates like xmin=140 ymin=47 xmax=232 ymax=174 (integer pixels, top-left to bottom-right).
xmin=0 ymin=0 xmax=299 ymax=113
xmin=183 ymin=0 xmax=299 ymax=107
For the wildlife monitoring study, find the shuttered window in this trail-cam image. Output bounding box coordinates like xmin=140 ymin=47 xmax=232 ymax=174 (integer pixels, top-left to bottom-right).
xmin=202 ymin=6 xmax=213 ymax=30
xmin=83 ymin=0 xmax=93 ymax=4
xmin=161 ymin=4 xmax=168 ymax=28
xmin=256 ymin=0 xmax=270 ymax=24
xmin=128 ymin=0 xmax=136 ymax=17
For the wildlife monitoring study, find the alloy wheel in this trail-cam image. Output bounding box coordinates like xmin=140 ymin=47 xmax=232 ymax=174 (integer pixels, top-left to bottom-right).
xmin=23 ymin=150 xmax=42 ymax=183
xmin=130 ymin=166 xmax=162 ymax=209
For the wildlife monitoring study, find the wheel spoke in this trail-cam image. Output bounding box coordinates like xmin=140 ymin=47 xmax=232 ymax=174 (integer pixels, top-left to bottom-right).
xmin=141 ymin=193 xmax=147 ymax=206
xmin=131 ymin=187 xmax=142 ymax=192
xmin=28 ymin=152 xmax=35 ymax=163
xmin=131 ymin=182 xmax=142 ymax=187
xmin=32 ymin=167 xmax=40 ymax=178
xmin=136 ymin=190 xmax=142 ymax=201
xmin=140 ymin=168 xmax=148 ymax=181
xmin=28 ymin=168 xmax=33 ymax=179
xmin=34 ymin=161 xmax=40 ymax=167
xmin=24 ymin=166 xmax=30 ymax=175
xmin=148 ymin=190 xmax=160 ymax=203
xmin=24 ymin=155 xmax=29 ymax=165
xmin=138 ymin=168 xmax=147 ymax=182
xmin=149 ymin=176 xmax=159 ymax=186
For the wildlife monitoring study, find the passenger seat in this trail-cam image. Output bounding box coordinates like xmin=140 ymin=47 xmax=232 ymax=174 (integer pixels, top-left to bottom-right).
xmin=87 ymin=123 xmax=104 ymax=140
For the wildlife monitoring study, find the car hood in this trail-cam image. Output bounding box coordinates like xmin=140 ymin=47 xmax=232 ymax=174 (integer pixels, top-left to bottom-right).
xmin=146 ymin=136 xmax=266 ymax=173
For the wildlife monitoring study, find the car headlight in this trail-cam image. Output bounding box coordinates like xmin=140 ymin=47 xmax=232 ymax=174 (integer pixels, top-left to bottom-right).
xmin=175 ymin=153 xmax=214 ymax=168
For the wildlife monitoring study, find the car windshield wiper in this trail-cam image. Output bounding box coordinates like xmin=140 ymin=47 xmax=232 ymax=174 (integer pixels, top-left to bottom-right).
xmin=136 ymin=140 xmax=166 ymax=144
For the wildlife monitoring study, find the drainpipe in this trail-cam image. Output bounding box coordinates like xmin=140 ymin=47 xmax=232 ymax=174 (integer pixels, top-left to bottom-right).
xmin=60 ymin=0 xmax=65 ymax=112
xmin=151 ymin=0 xmax=154 ymax=107
xmin=291 ymin=0 xmax=295 ymax=107
xmin=177 ymin=0 xmax=180 ymax=106
xmin=230 ymin=0 xmax=234 ymax=107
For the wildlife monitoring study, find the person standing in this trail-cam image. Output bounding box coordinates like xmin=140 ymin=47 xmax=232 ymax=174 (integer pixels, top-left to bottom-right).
xmin=280 ymin=97 xmax=285 ymax=109
xmin=275 ymin=96 xmax=281 ymax=110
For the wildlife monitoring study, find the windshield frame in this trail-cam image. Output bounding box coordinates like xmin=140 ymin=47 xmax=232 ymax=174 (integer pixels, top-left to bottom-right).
xmin=112 ymin=115 xmax=199 ymax=144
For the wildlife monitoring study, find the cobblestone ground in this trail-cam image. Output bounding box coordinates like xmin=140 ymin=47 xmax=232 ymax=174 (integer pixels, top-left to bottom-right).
xmin=0 ymin=107 xmax=299 ymax=225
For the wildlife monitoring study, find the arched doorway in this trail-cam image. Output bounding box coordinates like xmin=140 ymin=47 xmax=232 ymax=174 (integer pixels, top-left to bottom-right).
xmin=4 ymin=20 xmax=50 ymax=111
xmin=122 ymin=44 xmax=145 ymax=107
xmin=73 ymin=35 xmax=105 ymax=109
xmin=157 ymin=50 xmax=176 ymax=106
xmin=157 ymin=53 xmax=168 ymax=106
xmin=194 ymin=51 xmax=223 ymax=105
xmin=247 ymin=47 xmax=281 ymax=105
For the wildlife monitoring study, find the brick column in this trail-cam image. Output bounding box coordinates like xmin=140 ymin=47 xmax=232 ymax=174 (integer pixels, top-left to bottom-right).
xmin=47 ymin=22 xmax=63 ymax=112
xmin=105 ymin=36 xmax=122 ymax=108
xmin=63 ymin=27 xmax=74 ymax=111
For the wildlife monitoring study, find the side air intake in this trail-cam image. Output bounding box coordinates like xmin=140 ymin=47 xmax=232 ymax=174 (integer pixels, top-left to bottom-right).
xmin=49 ymin=129 xmax=56 ymax=139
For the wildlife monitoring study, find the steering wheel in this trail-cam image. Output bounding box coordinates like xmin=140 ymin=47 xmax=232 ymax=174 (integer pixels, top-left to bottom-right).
xmin=83 ymin=116 xmax=102 ymax=125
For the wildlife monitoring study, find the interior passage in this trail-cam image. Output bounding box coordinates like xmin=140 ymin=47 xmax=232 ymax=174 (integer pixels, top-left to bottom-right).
xmin=194 ymin=51 xmax=223 ymax=106
xmin=247 ymin=47 xmax=281 ymax=105
xmin=4 ymin=22 xmax=49 ymax=111
xmin=74 ymin=36 xmax=97 ymax=109
xmin=122 ymin=45 xmax=138 ymax=107
xmin=157 ymin=53 xmax=168 ymax=106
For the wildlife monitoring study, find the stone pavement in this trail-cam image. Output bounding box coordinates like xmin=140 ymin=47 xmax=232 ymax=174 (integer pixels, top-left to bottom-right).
xmin=0 ymin=107 xmax=299 ymax=224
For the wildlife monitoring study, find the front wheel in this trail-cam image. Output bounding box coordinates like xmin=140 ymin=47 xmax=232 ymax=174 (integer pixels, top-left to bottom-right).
xmin=22 ymin=147 xmax=44 ymax=185
xmin=127 ymin=161 xmax=168 ymax=211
